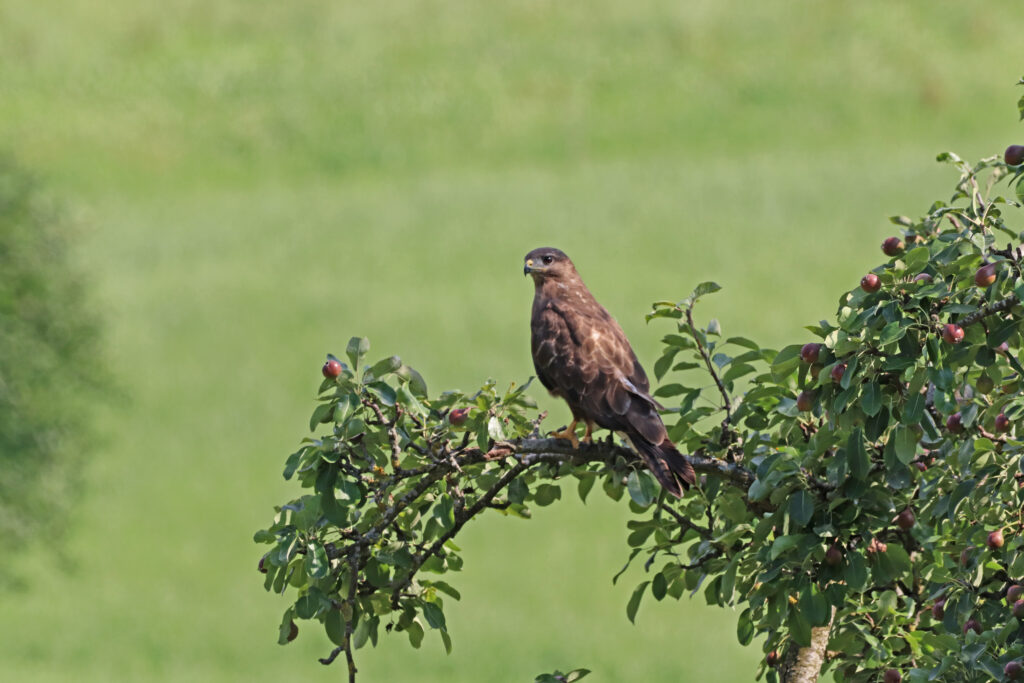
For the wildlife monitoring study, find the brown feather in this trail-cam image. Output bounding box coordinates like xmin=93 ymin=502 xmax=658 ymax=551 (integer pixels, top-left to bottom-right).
xmin=527 ymin=248 xmax=695 ymax=496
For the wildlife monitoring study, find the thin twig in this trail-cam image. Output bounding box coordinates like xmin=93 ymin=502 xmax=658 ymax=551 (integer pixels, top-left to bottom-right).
xmin=390 ymin=461 xmax=530 ymax=605
xmin=685 ymin=301 xmax=734 ymax=447
xmin=659 ymin=498 xmax=713 ymax=539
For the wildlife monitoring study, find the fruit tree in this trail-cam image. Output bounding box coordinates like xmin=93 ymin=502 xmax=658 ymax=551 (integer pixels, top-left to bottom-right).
xmin=256 ymin=98 xmax=1024 ymax=683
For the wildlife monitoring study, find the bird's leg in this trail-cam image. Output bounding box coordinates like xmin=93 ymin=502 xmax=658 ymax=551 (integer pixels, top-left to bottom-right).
xmin=581 ymin=420 xmax=596 ymax=445
xmin=550 ymin=419 xmax=579 ymax=448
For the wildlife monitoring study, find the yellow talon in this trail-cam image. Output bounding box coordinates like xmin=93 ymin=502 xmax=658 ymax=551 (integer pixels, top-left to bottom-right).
xmin=550 ymin=420 xmax=580 ymax=448
xmin=581 ymin=420 xmax=595 ymax=445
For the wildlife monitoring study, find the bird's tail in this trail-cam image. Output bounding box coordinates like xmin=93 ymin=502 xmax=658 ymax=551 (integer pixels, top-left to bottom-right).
xmin=632 ymin=436 xmax=696 ymax=499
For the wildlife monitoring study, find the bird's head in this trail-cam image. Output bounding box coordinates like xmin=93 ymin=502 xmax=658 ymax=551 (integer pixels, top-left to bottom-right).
xmin=523 ymin=247 xmax=575 ymax=282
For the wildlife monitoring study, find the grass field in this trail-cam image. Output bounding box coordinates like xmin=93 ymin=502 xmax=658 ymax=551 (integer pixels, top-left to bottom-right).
xmin=1 ymin=1 xmax=1023 ymax=680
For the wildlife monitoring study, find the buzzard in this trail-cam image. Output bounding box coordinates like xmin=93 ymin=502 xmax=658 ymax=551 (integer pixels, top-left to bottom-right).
xmin=524 ymin=247 xmax=696 ymax=497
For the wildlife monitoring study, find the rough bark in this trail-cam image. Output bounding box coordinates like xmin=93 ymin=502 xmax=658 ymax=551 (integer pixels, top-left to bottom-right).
xmin=781 ymin=609 xmax=835 ymax=683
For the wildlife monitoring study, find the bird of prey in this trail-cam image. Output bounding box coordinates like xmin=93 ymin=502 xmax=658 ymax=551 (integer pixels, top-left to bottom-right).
xmin=523 ymin=247 xmax=696 ymax=497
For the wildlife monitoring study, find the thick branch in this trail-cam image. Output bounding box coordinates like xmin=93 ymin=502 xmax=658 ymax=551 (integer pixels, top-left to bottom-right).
xmin=781 ymin=608 xmax=835 ymax=683
xmin=511 ymin=437 xmax=755 ymax=489
xmin=958 ymin=293 xmax=1018 ymax=328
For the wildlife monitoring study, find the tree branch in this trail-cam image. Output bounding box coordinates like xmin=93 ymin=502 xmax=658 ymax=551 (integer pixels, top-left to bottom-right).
xmin=390 ymin=460 xmax=530 ymax=604
xmin=957 ymin=293 xmax=1018 ymax=328
xmin=781 ymin=608 xmax=835 ymax=683
xmin=510 ymin=437 xmax=755 ymax=489
xmin=685 ymin=302 xmax=734 ymax=442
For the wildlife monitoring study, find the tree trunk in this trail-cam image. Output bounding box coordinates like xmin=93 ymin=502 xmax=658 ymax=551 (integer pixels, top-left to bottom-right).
xmin=781 ymin=609 xmax=835 ymax=683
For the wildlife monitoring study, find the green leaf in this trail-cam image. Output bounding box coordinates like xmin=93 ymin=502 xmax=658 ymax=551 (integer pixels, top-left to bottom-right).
xmin=878 ymin=321 xmax=907 ymax=346
xmin=845 ymin=552 xmax=868 ymax=591
xmin=309 ymin=403 xmax=332 ymax=432
xmin=325 ymin=609 xmax=345 ymax=647
xmin=626 ymin=581 xmax=650 ymax=624
xmin=901 ymin=392 xmax=925 ymax=425
xmin=904 ymin=246 xmax=930 ymax=273
xmin=800 ymin=585 xmax=830 ymax=627
xmin=397 ymin=364 xmax=429 ymax=397
xmin=726 ymin=336 xmax=761 ymax=350
xmin=736 ymin=607 xmax=754 ymax=646
xmin=770 ymin=534 xmax=809 ymax=560
xmin=366 ymin=355 xmax=402 ymax=382
xmin=690 ymin=281 xmax=722 ymax=300
xmin=405 ymin=620 xmax=424 ymax=648
xmin=860 ymin=382 xmax=882 ymax=417
xmin=947 ymin=479 xmax=976 ymax=521
xmin=847 ymin=428 xmax=869 ymax=481
xmin=487 ymin=415 xmax=505 ymax=442
xmin=422 ymin=602 xmax=446 ymax=630
xmin=346 ymin=336 xmax=370 ymax=370
xmin=748 ymin=478 xmax=771 ymax=502
xmin=788 ymin=490 xmax=814 ymax=527
xmin=305 ymin=543 xmax=329 ymax=579
xmin=651 ymin=572 xmax=667 ymax=601
xmin=533 ymin=483 xmax=561 ymax=506
xmin=653 ymin=348 xmax=680 ymax=381
xmin=351 ymin=615 xmax=371 ymax=650
xmin=283 ymin=448 xmax=305 ymax=480
xmin=893 ymin=426 xmax=918 ymax=465
xmin=577 ymin=473 xmax=596 ymax=503
xmin=771 ymin=344 xmax=803 ymax=378
xmin=397 ymin=385 xmax=428 ymax=416
xmin=626 ymin=471 xmax=657 ymax=508
xmin=788 ymin=609 xmax=812 ymax=648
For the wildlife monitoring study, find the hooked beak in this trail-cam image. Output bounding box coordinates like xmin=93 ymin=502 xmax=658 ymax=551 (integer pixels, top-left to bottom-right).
xmin=523 ymin=259 xmax=534 ymax=276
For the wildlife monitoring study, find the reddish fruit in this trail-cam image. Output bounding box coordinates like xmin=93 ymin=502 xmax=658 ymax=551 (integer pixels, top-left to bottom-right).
xmin=963 ymin=618 xmax=982 ymax=635
xmin=800 ymin=343 xmax=821 ymax=364
xmin=996 ymin=413 xmax=1011 ymax=432
xmin=881 ymin=237 xmax=904 ymax=257
xmin=946 ymin=413 xmax=964 ymax=434
xmin=975 ymin=263 xmax=997 ymax=288
xmin=883 ymin=669 xmax=901 ymax=683
xmin=1006 ymin=661 xmax=1023 ymax=681
xmin=860 ymin=273 xmax=881 ymax=293
xmin=914 ymin=461 xmax=927 ymax=472
xmin=988 ymin=529 xmax=1006 ymax=550
xmin=1006 ymin=145 xmax=1024 ymax=166
xmin=448 ymin=408 xmax=471 ymax=427
xmin=1014 ymin=600 xmax=1024 ymax=620
xmin=825 ymin=545 xmax=843 ymax=567
xmin=896 ymin=508 xmax=916 ymax=530
xmin=287 ymin=621 xmax=299 ymax=642
xmin=830 ymin=363 xmax=847 ymax=383
xmin=932 ymin=598 xmax=946 ymax=619
xmin=942 ymin=324 xmax=965 ymax=344
xmin=1007 ymin=585 xmax=1024 ymax=604
xmin=976 ymin=375 xmax=994 ymax=394
xmin=796 ymin=390 xmax=814 ymax=412
xmin=322 ymin=358 xmax=343 ymax=378
xmin=766 ymin=651 xmax=779 ymax=667
xmin=960 ymin=548 xmax=971 ymax=567
xmin=913 ymin=272 xmax=933 ymax=284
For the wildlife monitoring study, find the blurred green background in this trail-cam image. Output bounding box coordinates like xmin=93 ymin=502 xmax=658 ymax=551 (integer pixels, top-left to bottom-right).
xmin=1 ymin=0 xmax=1022 ymax=680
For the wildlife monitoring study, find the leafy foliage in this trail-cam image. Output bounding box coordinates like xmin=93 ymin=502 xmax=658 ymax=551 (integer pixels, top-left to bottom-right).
xmin=258 ymin=147 xmax=1024 ymax=682
xmin=0 ymin=156 xmax=103 ymax=576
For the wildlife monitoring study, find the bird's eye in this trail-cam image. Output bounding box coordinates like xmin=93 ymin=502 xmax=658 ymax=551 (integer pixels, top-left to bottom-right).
xmin=542 ymin=255 xmax=553 ymax=265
